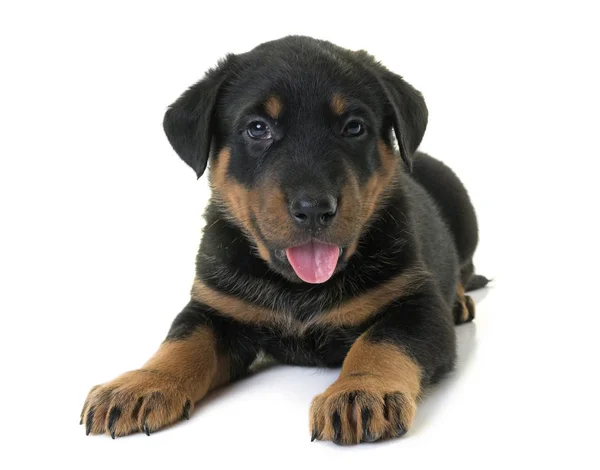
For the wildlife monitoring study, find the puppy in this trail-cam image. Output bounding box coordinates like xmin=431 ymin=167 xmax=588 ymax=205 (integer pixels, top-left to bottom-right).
xmin=81 ymin=36 xmax=488 ymax=444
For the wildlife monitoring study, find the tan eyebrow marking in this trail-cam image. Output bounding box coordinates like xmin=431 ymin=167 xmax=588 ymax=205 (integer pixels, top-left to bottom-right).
xmin=264 ymin=96 xmax=282 ymax=119
xmin=331 ymin=94 xmax=346 ymax=115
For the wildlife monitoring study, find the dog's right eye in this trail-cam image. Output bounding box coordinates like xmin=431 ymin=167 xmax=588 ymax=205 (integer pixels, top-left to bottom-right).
xmin=246 ymin=121 xmax=272 ymax=140
xmin=342 ymin=120 xmax=365 ymax=137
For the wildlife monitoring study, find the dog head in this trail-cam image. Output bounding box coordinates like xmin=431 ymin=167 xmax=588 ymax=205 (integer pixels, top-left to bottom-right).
xmin=164 ymin=36 xmax=427 ymax=284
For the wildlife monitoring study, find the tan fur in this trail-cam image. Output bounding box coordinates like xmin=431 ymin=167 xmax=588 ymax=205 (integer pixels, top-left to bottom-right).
xmin=455 ymin=283 xmax=475 ymax=323
xmin=192 ymin=278 xmax=272 ymax=324
xmin=207 ymin=139 xmax=399 ymax=268
xmin=312 ymin=267 xmax=428 ymax=327
xmin=360 ymin=139 xmax=398 ymax=224
xmin=340 ymin=339 xmax=422 ymax=399
xmin=258 ymin=184 xmax=295 ymax=242
xmin=81 ymin=329 xmax=227 ymax=437
xmin=456 ymin=283 xmax=467 ymax=322
xmin=264 ymin=95 xmax=282 ymax=119
xmin=340 ymin=139 xmax=399 ymax=259
xmin=465 ymin=295 xmax=475 ymax=319
xmin=331 ymin=175 xmax=362 ymax=250
xmin=310 ymin=338 xmax=422 ymax=444
xmin=191 ymin=267 xmax=428 ymax=333
xmin=142 ymin=329 xmax=224 ymax=397
xmin=209 ymin=148 xmax=271 ymax=262
xmin=331 ymin=94 xmax=346 ymax=115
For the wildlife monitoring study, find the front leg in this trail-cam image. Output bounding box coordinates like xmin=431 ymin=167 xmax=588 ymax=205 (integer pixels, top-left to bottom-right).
xmin=310 ymin=285 xmax=456 ymax=445
xmin=81 ymin=300 xmax=255 ymax=438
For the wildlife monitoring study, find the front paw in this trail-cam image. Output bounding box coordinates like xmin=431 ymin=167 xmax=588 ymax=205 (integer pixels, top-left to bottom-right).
xmin=310 ymin=377 xmax=417 ymax=445
xmin=81 ymin=369 xmax=192 ymax=438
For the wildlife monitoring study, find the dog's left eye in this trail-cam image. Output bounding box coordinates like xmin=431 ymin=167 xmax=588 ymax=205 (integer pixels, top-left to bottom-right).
xmin=247 ymin=121 xmax=272 ymax=140
xmin=342 ymin=120 xmax=365 ymax=137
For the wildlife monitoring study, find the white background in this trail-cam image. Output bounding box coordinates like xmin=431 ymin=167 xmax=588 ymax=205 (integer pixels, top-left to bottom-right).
xmin=1 ymin=1 xmax=599 ymax=468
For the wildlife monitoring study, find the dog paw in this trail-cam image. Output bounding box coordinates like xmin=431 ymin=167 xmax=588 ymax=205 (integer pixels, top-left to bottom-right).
xmin=80 ymin=369 xmax=192 ymax=438
xmin=454 ymin=293 xmax=475 ymax=324
xmin=309 ymin=378 xmax=417 ymax=445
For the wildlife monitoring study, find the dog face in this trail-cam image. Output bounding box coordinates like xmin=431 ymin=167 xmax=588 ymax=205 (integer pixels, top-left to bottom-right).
xmin=164 ymin=36 xmax=428 ymax=284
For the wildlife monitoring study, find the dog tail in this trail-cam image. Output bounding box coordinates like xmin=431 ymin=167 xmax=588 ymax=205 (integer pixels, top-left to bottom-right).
xmin=465 ymin=274 xmax=491 ymax=292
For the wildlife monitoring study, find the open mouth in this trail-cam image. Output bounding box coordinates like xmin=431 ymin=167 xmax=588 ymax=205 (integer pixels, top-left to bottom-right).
xmin=285 ymin=240 xmax=341 ymax=284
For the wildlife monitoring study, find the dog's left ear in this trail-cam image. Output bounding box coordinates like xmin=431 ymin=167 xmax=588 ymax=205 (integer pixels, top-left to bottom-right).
xmin=377 ymin=72 xmax=428 ymax=172
xmin=163 ymin=55 xmax=236 ymax=178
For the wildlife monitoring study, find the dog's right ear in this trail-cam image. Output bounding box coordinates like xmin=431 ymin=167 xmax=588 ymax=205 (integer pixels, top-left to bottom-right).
xmin=163 ymin=55 xmax=235 ymax=178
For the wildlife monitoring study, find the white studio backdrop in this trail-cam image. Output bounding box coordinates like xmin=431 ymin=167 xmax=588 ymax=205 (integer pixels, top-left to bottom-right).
xmin=0 ymin=1 xmax=598 ymax=469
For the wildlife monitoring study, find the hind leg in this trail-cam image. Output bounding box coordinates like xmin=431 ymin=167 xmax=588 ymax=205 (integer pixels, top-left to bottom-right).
xmin=453 ymin=283 xmax=475 ymax=325
xmin=460 ymin=259 xmax=490 ymax=292
xmin=460 ymin=260 xmax=474 ymax=287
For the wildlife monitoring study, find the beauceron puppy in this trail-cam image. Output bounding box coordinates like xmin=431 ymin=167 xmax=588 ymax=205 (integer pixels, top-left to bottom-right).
xmin=81 ymin=36 xmax=488 ymax=445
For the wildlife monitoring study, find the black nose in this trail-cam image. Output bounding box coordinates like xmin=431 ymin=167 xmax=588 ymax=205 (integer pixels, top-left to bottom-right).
xmin=289 ymin=195 xmax=338 ymax=228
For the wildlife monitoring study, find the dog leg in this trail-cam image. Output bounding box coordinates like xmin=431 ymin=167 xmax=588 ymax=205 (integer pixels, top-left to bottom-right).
xmin=310 ymin=283 xmax=456 ymax=444
xmin=81 ymin=301 xmax=251 ymax=438
xmin=453 ymin=283 xmax=475 ymax=325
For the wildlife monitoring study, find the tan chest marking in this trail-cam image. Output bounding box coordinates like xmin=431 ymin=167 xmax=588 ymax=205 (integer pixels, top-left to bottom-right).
xmin=191 ymin=268 xmax=428 ymax=334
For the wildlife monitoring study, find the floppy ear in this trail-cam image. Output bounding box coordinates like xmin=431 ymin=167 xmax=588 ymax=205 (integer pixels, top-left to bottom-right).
xmin=377 ymin=73 xmax=428 ymax=172
xmin=163 ymin=55 xmax=235 ymax=178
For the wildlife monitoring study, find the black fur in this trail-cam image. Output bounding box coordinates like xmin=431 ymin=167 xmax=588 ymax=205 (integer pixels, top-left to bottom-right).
xmin=163 ymin=35 xmax=486 ymax=381
xmin=85 ymin=36 xmax=488 ymax=441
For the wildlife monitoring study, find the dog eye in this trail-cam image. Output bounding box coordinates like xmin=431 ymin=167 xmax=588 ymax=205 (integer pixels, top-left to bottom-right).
xmin=342 ymin=120 xmax=364 ymax=137
xmin=246 ymin=121 xmax=272 ymax=140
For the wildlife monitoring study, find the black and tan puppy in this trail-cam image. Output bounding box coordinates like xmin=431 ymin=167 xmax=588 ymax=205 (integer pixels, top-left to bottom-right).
xmin=81 ymin=36 xmax=488 ymax=444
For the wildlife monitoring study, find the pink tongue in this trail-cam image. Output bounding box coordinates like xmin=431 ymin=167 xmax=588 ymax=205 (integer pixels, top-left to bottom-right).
xmin=286 ymin=241 xmax=340 ymax=284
